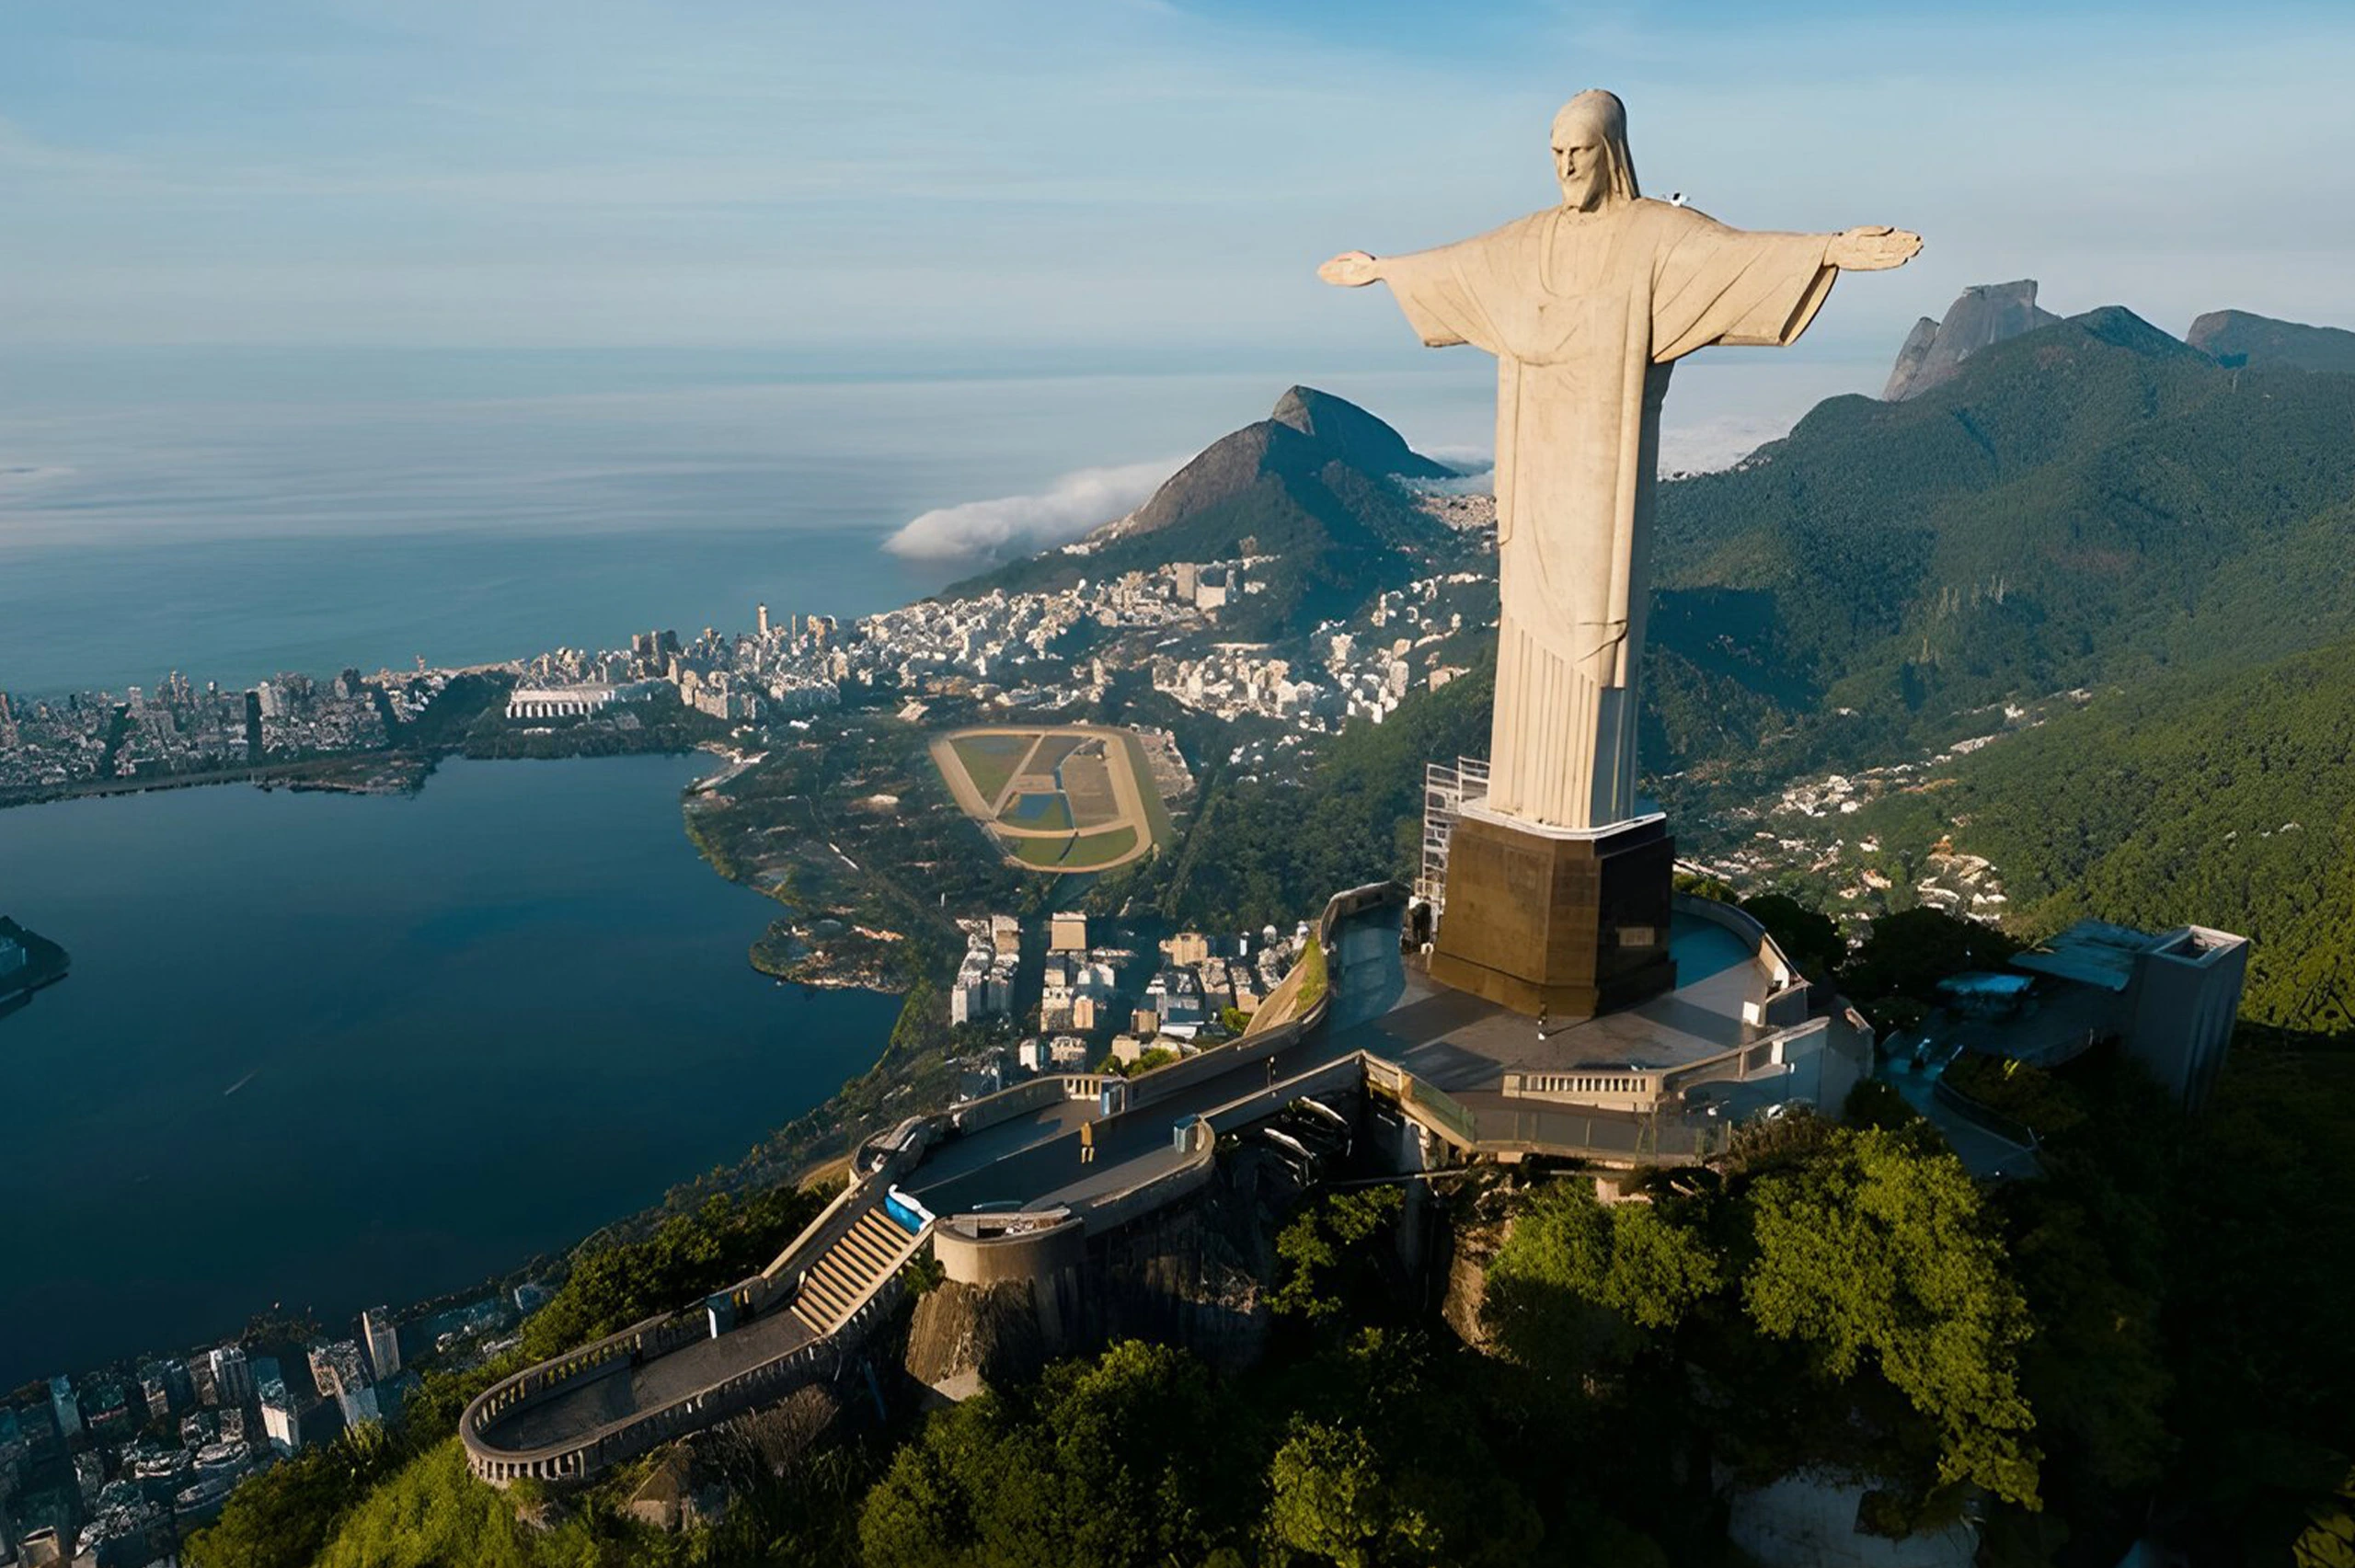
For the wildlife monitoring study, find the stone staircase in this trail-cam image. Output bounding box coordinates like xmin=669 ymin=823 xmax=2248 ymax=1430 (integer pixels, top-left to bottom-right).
xmin=788 ymin=1207 xmax=928 ymax=1335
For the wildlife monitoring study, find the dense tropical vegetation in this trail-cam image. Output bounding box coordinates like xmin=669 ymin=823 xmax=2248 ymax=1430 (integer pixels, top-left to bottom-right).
xmin=1854 ymin=631 xmax=2355 ymax=1034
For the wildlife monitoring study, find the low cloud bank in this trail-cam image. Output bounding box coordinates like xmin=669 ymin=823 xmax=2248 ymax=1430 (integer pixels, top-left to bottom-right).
xmin=882 ymin=459 xmax=1177 ymax=561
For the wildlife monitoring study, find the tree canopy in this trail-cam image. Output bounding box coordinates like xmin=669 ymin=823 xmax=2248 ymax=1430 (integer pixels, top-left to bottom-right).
xmin=1742 ymin=1127 xmax=2040 ymax=1506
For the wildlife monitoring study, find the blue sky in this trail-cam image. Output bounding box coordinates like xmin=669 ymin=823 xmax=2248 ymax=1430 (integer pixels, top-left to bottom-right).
xmin=5 ymin=0 xmax=2351 ymax=361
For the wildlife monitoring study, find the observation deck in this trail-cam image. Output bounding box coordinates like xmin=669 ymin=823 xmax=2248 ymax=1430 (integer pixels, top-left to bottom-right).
xmin=462 ymin=885 xmax=1867 ymax=1485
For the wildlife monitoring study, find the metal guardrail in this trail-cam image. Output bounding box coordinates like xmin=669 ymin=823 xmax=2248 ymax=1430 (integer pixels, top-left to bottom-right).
xmin=1931 ymin=1076 xmax=2041 ymax=1151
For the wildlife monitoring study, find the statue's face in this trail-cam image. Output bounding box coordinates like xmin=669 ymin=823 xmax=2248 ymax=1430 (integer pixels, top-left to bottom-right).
xmin=1553 ymin=126 xmax=1610 ymax=212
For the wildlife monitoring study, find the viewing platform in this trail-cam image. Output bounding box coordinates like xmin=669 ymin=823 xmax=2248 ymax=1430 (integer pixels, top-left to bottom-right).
xmin=461 ymin=883 xmax=1870 ymax=1486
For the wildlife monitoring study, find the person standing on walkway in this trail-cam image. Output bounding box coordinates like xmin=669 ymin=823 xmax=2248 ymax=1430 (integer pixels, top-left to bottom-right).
xmin=1079 ymin=1118 xmax=1096 ymax=1165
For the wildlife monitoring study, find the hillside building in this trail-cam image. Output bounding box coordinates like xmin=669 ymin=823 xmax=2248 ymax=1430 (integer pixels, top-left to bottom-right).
xmin=1973 ymin=919 xmax=2249 ymax=1109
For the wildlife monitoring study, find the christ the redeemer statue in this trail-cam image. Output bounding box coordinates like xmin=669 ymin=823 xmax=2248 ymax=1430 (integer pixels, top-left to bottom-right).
xmin=1322 ymin=90 xmax=1919 ymax=833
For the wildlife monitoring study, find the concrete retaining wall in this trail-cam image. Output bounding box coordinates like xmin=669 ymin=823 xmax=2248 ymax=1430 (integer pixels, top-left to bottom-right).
xmin=1672 ymin=892 xmax=1797 ymax=990
xmin=936 ymin=1215 xmax=1086 ymax=1286
xmin=950 ymin=1075 xmax=1103 ymax=1136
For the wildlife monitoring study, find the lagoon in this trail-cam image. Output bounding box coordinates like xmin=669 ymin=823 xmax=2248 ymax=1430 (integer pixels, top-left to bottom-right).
xmin=0 ymin=753 xmax=900 ymax=1390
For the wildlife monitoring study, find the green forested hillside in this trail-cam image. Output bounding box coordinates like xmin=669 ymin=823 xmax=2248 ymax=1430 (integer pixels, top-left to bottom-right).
xmin=1855 ymin=636 xmax=2355 ymax=1034
xmin=1643 ymin=307 xmax=2355 ymax=785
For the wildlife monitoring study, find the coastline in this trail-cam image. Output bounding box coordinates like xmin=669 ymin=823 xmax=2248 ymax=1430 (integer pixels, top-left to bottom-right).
xmin=0 ymin=752 xmax=433 ymax=813
xmin=0 ymin=751 xmax=910 ymax=1393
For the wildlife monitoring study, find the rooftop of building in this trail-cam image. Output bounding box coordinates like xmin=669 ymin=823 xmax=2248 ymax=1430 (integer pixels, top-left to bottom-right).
xmin=2011 ymin=917 xmax=2249 ymax=992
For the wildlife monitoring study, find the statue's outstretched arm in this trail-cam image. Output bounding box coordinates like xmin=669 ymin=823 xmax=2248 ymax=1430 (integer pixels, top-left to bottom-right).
xmin=1825 ymin=226 xmax=1922 ymax=271
xmin=1317 ymin=251 xmax=1384 ymax=287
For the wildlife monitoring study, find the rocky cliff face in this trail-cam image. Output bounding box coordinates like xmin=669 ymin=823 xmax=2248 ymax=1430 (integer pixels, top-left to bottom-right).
xmin=903 ymin=1280 xmax=1051 ymax=1402
xmin=1881 ymin=280 xmax=2061 ymax=400
xmin=2188 ymin=309 xmax=2355 ymax=374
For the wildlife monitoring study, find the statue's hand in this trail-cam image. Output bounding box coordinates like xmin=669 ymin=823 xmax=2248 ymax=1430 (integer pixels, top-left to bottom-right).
xmin=1827 ymin=225 xmax=1923 ymax=271
xmin=1318 ymin=251 xmax=1382 ymax=287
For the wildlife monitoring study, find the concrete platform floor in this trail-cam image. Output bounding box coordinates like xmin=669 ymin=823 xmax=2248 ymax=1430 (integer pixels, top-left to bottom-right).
xmin=473 ymin=1306 xmax=818 ymax=1455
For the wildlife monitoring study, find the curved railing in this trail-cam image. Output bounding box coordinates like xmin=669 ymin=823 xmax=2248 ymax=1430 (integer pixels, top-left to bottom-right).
xmin=459 ymin=1248 xmax=920 ymax=1484
xmin=1671 ymin=891 xmax=1798 ymax=987
xmin=1107 ymin=881 xmax=1387 ymax=1112
xmin=462 ymin=1132 xmax=937 ymax=1485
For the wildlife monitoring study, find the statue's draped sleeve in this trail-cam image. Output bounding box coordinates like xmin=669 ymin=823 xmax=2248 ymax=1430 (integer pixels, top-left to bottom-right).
xmin=1375 ymin=223 xmax=1526 ymax=356
xmin=1647 ymin=210 xmax=1836 ymax=361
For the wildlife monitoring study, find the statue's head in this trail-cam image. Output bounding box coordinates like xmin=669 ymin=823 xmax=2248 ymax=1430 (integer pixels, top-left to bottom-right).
xmin=1552 ymin=90 xmax=1639 ymax=212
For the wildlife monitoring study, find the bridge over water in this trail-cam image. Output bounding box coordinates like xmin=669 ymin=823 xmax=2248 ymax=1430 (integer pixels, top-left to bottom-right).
xmin=462 ymin=883 xmax=1867 ymax=1485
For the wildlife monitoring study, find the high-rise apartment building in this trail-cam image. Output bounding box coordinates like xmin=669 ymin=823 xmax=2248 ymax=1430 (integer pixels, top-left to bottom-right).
xmin=361 ymin=1307 xmax=401 ymax=1380
xmin=207 ymin=1344 xmax=255 ymax=1407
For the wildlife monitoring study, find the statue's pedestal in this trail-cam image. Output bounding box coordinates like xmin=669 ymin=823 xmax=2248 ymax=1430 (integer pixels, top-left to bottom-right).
xmin=1428 ymin=806 xmax=1677 ymax=1019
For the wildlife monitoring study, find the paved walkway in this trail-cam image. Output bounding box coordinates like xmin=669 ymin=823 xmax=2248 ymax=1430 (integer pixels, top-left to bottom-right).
xmin=474 ymin=1308 xmax=816 ymax=1453
xmin=1887 ymin=1062 xmax=2042 ymax=1180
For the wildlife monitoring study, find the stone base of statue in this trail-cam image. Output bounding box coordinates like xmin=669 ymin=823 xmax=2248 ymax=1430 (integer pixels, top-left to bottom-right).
xmin=1427 ymin=804 xmax=1677 ymax=1020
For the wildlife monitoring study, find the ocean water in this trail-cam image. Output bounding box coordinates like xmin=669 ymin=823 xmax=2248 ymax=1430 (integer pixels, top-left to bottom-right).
xmin=0 ymin=754 xmax=903 ymax=1390
xmin=0 ymin=347 xmax=1873 ymax=695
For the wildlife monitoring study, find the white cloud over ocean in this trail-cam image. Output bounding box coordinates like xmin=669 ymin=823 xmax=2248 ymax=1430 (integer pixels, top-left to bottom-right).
xmin=883 ymin=460 xmax=1178 ymax=562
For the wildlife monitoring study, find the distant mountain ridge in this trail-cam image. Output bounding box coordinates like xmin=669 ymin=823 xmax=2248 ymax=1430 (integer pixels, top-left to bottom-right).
xmin=943 ymin=305 xmax=2355 ymax=798
xmin=2187 ymin=308 xmax=2355 ymax=373
xmin=1643 ymin=300 xmax=2355 ymax=784
xmin=1886 ymin=286 xmax=2355 ymax=395
xmin=1269 ymin=385 xmax=1454 ymax=481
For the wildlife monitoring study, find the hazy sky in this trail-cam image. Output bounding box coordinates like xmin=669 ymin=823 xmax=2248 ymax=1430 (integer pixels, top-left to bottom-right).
xmin=7 ymin=0 xmax=2352 ymax=362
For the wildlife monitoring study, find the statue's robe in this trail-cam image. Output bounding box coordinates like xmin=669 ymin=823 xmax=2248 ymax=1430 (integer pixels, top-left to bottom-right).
xmin=1381 ymin=200 xmax=1835 ymax=830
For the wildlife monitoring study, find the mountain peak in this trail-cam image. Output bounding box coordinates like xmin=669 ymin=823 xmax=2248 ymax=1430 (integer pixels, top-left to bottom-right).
xmin=1882 ymin=280 xmax=2060 ymax=400
xmin=943 ymin=384 xmax=1467 ymax=633
xmin=1267 ymin=385 xmax=1453 ymax=480
xmin=2066 ymin=305 xmax=2201 ymax=361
